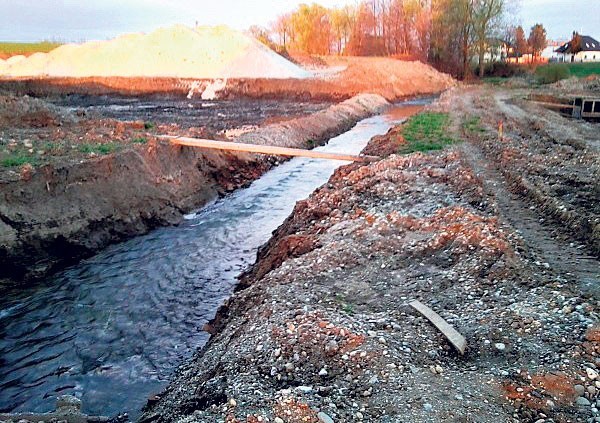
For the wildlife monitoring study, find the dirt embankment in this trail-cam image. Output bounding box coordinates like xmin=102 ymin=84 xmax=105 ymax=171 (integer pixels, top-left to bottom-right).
xmin=142 ymin=87 xmax=598 ymax=423
xmin=0 ymin=93 xmax=388 ymax=288
xmin=0 ymin=57 xmax=454 ymax=102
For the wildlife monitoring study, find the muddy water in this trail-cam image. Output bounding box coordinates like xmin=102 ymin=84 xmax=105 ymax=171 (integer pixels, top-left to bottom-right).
xmin=0 ymin=98 xmax=431 ymax=419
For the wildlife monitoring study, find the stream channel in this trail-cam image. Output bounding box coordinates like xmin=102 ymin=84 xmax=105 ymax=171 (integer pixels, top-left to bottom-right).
xmin=0 ymin=97 xmax=431 ymax=419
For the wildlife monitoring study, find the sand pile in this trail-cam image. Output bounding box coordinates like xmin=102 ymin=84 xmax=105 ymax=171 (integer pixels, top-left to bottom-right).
xmin=0 ymin=25 xmax=310 ymax=79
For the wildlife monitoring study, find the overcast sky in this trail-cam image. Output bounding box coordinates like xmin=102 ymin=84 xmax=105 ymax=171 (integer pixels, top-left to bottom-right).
xmin=0 ymin=0 xmax=598 ymax=43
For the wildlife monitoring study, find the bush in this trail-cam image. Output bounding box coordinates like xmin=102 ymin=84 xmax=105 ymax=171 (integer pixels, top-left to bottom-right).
xmin=535 ymin=64 xmax=571 ymax=84
xmin=474 ymin=61 xmax=528 ymax=78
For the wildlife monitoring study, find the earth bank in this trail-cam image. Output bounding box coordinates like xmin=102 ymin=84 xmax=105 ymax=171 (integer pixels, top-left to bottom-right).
xmin=0 ymin=93 xmax=388 ymax=288
xmin=141 ymin=84 xmax=599 ymax=423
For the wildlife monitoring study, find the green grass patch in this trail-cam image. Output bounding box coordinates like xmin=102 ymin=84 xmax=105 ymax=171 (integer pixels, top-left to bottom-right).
xmin=78 ymin=143 xmax=120 ymax=155
xmin=482 ymin=76 xmax=506 ymax=86
xmin=143 ymin=122 xmax=155 ymax=130
xmin=132 ymin=137 xmax=148 ymax=144
xmin=535 ymin=64 xmax=571 ymax=84
xmin=462 ymin=115 xmax=485 ymax=133
xmin=562 ymin=62 xmax=600 ymax=78
xmin=400 ymin=112 xmax=458 ymax=154
xmin=1 ymin=154 xmax=37 ymax=167
xmin=0 ymin=41 xmax=62 ymax=56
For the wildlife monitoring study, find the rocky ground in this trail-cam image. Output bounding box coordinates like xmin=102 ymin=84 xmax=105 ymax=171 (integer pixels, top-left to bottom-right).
xmin=141 ymin=83 xmax=599 ymax=423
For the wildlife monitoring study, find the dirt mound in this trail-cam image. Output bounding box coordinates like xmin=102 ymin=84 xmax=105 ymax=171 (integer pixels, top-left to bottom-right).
xmin=237 ymin=94 xmax=388 ymax=148
xmin=222 ymin=56 xmax=455 ymax=101
xmin=0 ymin=25 xmax=310 ymax=79
xmin=325 ymin=56 xmax=455 ymax=94
xmin=0 ymin=94 xmax=75 ymax=128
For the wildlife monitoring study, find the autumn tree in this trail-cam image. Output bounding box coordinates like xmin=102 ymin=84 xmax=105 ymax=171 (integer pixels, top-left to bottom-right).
xmin=514 ymin=25 xmax=528 ymax=59
xmin=569 ymin=31 xmax=583 ymax=55
xmin=289 ymin=4 xmax=332 ymax=55
xmin=273 ymin=13 xmax=293 ymax=49
xmin=330 ymin=6 xmax=355 ymax=54
xmin=528 ymin=23 xmax=547 ymax=61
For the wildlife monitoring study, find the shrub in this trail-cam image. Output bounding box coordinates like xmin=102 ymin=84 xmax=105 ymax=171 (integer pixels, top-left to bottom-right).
xmin=535 ymin=64 xmax=571 ymax=84
xmin=475 ymin=61 xmax=528 ymax=78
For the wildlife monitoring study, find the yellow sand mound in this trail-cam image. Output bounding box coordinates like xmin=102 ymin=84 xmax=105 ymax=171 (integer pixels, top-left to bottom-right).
xmin=0 ymin=25 xmax=310 ymax=79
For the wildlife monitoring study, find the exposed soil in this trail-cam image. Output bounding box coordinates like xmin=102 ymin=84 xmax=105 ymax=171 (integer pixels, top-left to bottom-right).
xmin=47 ymin=95 xmax=330 ymax=131
xmin=0 ymin=93 xmax=387 ymax=288
xmin=141 ymin=84 xmax=599 ymax=423
xmin=0 ymin=56 xmax=455 ymax=102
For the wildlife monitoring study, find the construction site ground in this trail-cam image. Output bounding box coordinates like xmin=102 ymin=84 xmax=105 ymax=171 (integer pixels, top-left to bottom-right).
xmin=142 ymin=80 xmax=600 ymax=423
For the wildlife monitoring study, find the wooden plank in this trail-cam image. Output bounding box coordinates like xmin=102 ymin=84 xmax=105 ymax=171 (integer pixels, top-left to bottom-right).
xmin=530 ymin=101 xmax=575 ymax=110
xmin=158 ymin=135 xmax=379 ymax=163
xmin=409 ymin=300 xmax=467 ymax=355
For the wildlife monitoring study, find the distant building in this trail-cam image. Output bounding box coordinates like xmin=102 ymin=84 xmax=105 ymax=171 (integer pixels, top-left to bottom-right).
xmin=555 ymin=35 xmax=600 ymax=62
xmin=542 ymin=40 xmax=566 ymax=62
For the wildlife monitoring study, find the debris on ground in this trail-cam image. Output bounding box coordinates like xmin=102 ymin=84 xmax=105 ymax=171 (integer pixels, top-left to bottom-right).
xmin=141 ymin=83 xmax=598 ymax=422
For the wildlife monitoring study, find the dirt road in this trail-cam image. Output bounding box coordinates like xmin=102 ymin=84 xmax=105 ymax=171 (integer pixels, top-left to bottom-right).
xmin=142 ymin=84 xmax=599 ymax=422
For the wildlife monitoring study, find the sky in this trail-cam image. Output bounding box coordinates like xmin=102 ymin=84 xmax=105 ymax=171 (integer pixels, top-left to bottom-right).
xmin=0 ymin=0 xmax=598 ymax=43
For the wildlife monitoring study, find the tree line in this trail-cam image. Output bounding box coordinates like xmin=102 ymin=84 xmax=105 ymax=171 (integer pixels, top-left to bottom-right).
xmin=251 ymin=1 xmax=552 ymax=79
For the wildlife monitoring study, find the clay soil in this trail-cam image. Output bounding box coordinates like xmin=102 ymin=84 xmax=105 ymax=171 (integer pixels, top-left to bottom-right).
xmin=142 ymin=82 xmax=599 ymax=422
xmin=0 ymin=56 xmax=455 ymax=102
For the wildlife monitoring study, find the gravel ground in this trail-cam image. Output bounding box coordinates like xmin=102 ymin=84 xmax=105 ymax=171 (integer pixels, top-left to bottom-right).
xmin=141 ymin=85 xmax=599 ymax=423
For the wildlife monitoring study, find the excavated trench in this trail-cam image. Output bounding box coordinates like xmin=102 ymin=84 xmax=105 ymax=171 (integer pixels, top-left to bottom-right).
xmin=0 ymin=98 xmax=432 ymax=419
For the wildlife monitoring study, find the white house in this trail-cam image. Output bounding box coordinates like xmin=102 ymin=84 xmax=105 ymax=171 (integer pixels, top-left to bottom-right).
xmin=555 ymin=35 xmax=600 ymax=62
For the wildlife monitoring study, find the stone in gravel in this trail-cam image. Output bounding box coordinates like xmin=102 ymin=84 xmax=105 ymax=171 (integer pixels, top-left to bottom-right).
xmin=356 ymin=411 xmax=364 ymax=419
xmin=325 ymin=340 xmax=339 ymax=355
xmin=575 ymin=385 xmax=586 ymax=396
xmin=317 ymin=411 xmax=334 ymax=423
xmin=284 ymin=363 xmax=294 ymax=372
xmin=423 ymin=403 xmax=433 ymax=411
xmin=588 ymin=386 xmax=597 ymax=396
xmin=587 ymin=368 xmax=599 ymax=380
xmin=319 ymin=368 xmax=328 ymax=376
xmin=576 ymin=396 xmax=591 ymax=406
xmin=274 ymin=418 xmax=284 ymax=423
xmin=494 ymin=343 xmax=506 ymax=351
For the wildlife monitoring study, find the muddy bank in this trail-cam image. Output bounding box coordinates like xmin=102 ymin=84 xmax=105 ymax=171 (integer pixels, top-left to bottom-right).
xmin=142 ymin=90 xmax=598 ymax=422
xmin=0 ymin=94 xmax=388 ymax=288
xmin=0 ymin=57 xmax=454 ymax=102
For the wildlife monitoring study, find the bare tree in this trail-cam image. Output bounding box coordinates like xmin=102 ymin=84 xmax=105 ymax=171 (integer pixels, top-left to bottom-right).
xmin=472 ymin=0 xmax=505 ymax=77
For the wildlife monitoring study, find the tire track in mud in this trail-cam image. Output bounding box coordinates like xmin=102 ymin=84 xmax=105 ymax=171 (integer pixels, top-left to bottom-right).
xmin=459 ymin=137 xmax=599 ymax=299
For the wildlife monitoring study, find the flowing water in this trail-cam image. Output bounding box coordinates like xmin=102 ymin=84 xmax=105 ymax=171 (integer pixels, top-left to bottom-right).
xmin=0 ymin=98 xmax=430 ymax=419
